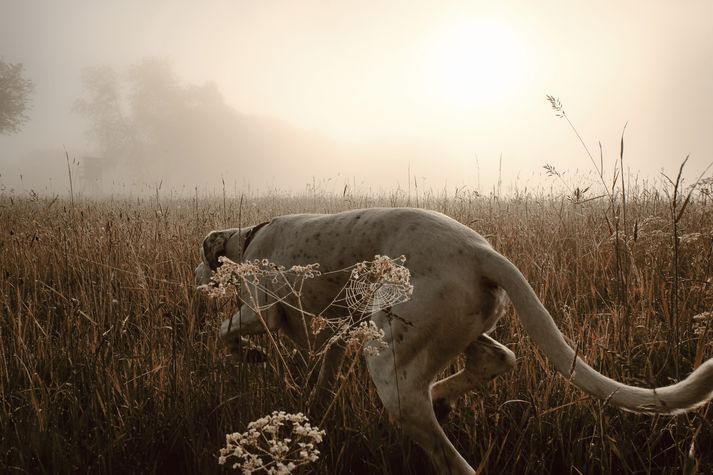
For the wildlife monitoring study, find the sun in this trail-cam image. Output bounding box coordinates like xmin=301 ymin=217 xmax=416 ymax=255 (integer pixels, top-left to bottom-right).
xmin=418 ymin=18 xmax=528 ymax=111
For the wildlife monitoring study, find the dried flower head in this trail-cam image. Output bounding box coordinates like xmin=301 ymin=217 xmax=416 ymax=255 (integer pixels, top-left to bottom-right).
xmin=311 ymin=315 xmax=329 ymax=335
xmin=219 ymin=411 xmax=325 ymax=474
xmin=546 ymin=94 xmax=565 ymax=118
xmin=287 ymin=263 xmax=321 ymax=278
xmin=344 ymin=320 xmax=389 ymax=357
xmin=345 ymin=255 xmax=413 ymax=315
xmin=201 ymin=258 xmax=321 ymax=301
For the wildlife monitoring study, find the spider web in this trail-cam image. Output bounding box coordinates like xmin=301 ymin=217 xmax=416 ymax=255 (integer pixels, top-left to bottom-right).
xmin=209 ymin=255 xmax=413 ymax=320
xmin=343 ymin=273 xmax=412 ymax=315
xmin=322 ymin=255 xmax=413 ymax=320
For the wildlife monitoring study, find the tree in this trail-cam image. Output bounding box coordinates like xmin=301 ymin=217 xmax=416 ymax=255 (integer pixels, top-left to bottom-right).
xmin=74 ymin=57 xmax=327 ymax=188
xmin=0 ymin=60 xmax=34 ymax=134
xmin=74 ymin=66 xmax=132 ymax=168
xmin=74 ymin=58 xmax=239 ymax=182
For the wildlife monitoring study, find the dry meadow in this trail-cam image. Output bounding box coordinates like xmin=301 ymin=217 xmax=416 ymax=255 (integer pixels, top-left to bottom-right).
xmin=1 ymin=184 xmax=712 ymax=474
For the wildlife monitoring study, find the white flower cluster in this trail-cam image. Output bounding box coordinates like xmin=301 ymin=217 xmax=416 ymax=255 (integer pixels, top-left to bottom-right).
xmin=218 ymin=411 xmax=325 ymax=474
xmin=344 ymin=255 xmax=413 ymax=315
xmin=286 ymin=264 xmax=321 ymax=278
xmin=345 ymin=320 xmax=389 ymax=357
xmin=199 ymin=257 xmax=265 ymax=298
xmin=201 ymin=258 xmax=321 ymax=299
xmin=315 ymin=317 xmax=389 ymax=357
xmin=351 ymin=254 xmax=413 ymax=291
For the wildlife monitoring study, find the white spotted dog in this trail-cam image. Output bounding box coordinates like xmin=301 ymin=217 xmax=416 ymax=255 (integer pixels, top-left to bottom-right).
xmin=196 ymin=207 xmax=713 ymax=475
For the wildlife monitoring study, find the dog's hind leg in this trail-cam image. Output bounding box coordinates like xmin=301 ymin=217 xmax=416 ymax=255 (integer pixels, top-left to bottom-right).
xmin=430 ymin=334 xmax=516 ymax=420
xmin=368 ymin=351 xmax=476 ymax=474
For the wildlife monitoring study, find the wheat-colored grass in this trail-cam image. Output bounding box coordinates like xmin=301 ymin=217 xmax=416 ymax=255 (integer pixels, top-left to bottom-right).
xmin=1 ymin=186 xmax=711 ymax=474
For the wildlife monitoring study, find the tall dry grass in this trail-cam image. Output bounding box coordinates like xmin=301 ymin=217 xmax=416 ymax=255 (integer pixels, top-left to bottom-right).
xmin=1 ymin=184 xmax=712 ymax=474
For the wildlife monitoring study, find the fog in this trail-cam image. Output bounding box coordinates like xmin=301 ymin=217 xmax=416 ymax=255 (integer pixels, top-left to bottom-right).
xmin=1 ymin=0 xmax=712 ymax=196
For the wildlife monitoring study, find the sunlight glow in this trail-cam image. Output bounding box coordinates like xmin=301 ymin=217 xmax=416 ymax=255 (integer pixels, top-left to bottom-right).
xmin=419 ymin=18 xmax=528 ymax=111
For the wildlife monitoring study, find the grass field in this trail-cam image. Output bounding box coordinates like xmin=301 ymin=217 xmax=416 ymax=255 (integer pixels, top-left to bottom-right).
xmin=1 ymin=184 xmax=712 ymax=474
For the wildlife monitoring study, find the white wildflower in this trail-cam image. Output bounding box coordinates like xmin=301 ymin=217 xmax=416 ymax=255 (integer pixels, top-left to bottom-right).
xmin=345 ymin=255 xmax=413 ymax=314
xmin=288 ymin=263 xmax=321 ymax=278
xmin=344 ymin=320 xmax=389 ymax=357
xmin=218 ymin=411 xmax=325 ymax=473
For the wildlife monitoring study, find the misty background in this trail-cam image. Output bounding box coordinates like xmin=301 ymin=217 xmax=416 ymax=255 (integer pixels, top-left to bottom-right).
xmin=1 ymin=0 xmax=712 ymax=196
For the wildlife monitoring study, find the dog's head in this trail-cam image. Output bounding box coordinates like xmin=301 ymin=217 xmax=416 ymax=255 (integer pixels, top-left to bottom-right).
xmin=194 ymin=228 xmax=240 ymax=287
xmin=194 ymin=222 xmax=270 ymax=287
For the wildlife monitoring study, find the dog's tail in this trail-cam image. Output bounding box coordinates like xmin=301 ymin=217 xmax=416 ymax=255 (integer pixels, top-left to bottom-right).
xmin=478 ymin=246 xmax=713 ymax=414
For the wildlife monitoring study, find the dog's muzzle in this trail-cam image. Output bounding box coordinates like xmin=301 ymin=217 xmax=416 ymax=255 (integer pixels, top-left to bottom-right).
xmin=195 ymin=262 xmax=213 ymax=287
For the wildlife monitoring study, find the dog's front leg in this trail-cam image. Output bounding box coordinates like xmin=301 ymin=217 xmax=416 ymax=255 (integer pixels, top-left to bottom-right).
xmin=220 ymin=304 xmax=282 ymax=362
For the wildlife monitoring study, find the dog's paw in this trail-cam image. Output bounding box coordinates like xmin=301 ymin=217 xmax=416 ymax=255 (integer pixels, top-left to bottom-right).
xmin=241 ymin=347 xmax=268 ymax=363
xmin=227 ymin=338 xmax=268 ymax=363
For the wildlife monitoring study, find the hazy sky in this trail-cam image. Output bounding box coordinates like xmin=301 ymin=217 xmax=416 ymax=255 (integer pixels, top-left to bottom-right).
xmin=1 ymin=0 xmax=712 ymax=194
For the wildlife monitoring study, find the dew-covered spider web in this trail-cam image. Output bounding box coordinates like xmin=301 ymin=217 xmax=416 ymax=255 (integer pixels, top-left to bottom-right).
xmin=340 ymin=256 xmax=413 ymax=316
xmin=205 ymin=254 xmax=413 ymax=321
xmin=203 ymin=254 xmax=413 ymax=360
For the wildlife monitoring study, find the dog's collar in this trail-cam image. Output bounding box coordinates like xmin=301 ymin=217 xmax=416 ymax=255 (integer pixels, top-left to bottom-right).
xmin=241 ymin=220 xmax=270 ymax=259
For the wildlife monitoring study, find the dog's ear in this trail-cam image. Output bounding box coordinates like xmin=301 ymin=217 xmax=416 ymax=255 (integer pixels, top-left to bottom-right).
xmin=201 ymin=230 xmax=237 ymax=270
